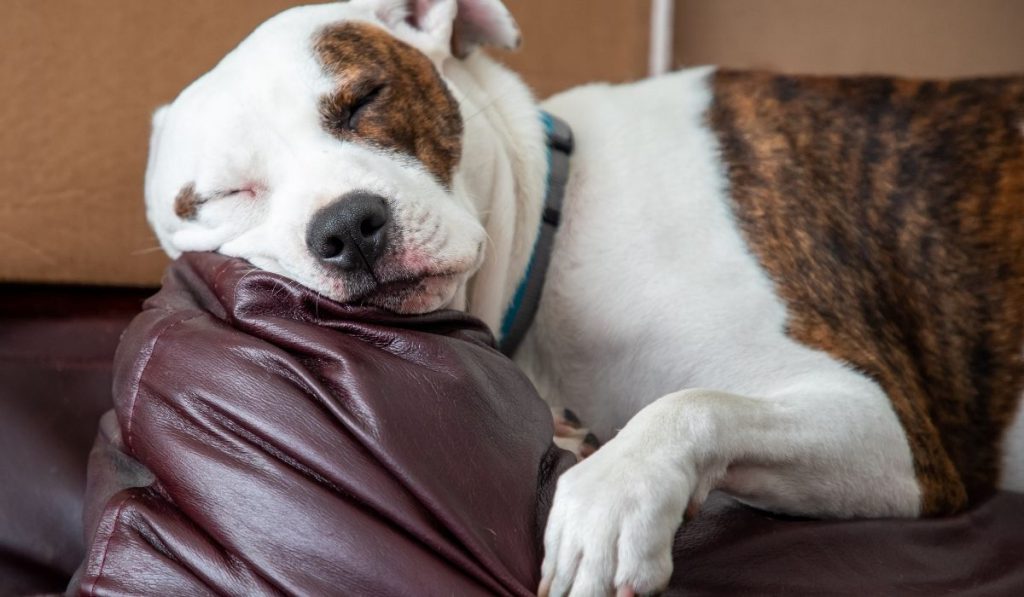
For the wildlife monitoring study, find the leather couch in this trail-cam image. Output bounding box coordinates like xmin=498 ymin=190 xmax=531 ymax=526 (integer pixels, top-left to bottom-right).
xmin=3 ymin=255 xmax=1024 ymax=595
xmin=0 ymin=284 xmax=150 ymax=594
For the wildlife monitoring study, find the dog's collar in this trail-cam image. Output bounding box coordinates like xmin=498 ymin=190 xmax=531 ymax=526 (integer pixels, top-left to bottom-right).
xmin=498 ymin=112 xmax=573 ymax=356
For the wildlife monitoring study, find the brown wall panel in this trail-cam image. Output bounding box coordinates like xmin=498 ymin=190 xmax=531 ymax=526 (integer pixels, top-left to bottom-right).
xmin=494 ymin=0 xmax=651 ymax=98
xmin=0 ymin=1 xmax=307 ymax=286
xmin=675 ymin=0 xmax=1024 ymax=77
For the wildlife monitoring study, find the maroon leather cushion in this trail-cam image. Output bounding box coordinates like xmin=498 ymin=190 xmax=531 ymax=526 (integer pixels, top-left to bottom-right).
xmin=72 ymin=252 xmax=574 ymax=595
xmin=66 ymin=252 xmax=1024 ymax=595
xmin=667 ymin=491 xmax=1024 ymax=596
xmin=0 ymin=285 xmax=149 ymax=595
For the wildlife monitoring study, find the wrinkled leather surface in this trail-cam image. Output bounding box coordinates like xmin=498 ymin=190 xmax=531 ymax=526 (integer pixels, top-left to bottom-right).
xmin=0 ymin=284 xmax=149 ymax=596
xmin=668 ymin=491 xmax=1024 ymax=596
xmin=63 ymin=252 xmax=1024 ymax=596
xmin=72 ymin=252 xmax=574 ymax=596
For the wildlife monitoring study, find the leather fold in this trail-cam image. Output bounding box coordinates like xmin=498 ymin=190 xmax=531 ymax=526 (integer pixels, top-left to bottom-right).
xmin=69 ymin=252 xmax=1024 ymax=596
xmin=72 ymin=252 xmax=573 ymax=596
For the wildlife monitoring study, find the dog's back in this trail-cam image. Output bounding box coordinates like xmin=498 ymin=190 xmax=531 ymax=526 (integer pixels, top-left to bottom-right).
xmin=709 ymin=72 xmax=1024 ymax=510
xmin=538 ymin=69 xmax=1023 ymax=514
xmin=537 ymin=70 xmax=1024 ymax=590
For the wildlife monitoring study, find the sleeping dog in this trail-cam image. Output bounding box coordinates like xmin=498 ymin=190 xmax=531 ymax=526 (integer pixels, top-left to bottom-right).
xmin=145 ymin=1 xmax=1024 ymax=594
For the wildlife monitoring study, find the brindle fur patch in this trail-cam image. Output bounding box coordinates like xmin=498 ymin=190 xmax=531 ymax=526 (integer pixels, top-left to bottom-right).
xmin=709 ymin=71 xmax=1024 ymax=515
xmin=174 ymin=183 xmax=206 ymax=220
xmin=314 ymin=23 xmax=463 ymax=186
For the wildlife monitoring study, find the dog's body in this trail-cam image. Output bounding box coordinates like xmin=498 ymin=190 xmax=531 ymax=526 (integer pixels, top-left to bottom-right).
xmin=532 ymin=70 xmax=1024 ymax=593
xmin=145 ymin=1 xmax=1024 ymax=594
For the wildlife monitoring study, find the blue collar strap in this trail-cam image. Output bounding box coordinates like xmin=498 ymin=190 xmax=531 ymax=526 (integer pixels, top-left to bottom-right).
xmin=498 ymin=112 xmax=573 ymax=356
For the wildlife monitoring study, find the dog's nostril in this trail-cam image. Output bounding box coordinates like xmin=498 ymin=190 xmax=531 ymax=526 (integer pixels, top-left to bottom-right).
xmin=318 ymin=237 xmax=344 ymax=260
xmin=360 ymin=213 xmax=386 ymax=238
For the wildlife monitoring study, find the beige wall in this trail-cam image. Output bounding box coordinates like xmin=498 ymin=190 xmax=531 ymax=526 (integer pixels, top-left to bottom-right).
xmin=675 ymin=0 xmax=1024 ymax=76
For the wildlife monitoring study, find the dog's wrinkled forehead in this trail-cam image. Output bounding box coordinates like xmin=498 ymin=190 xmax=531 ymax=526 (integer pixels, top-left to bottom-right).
xmin=163 ymin=11 xmax=468 ymax=223
xmin=314 ymin=22 xmax=463 ymax=186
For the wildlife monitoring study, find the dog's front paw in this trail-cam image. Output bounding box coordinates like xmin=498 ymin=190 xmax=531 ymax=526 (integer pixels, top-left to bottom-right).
xmin=539 ymin=442 xmax=688 ymax=596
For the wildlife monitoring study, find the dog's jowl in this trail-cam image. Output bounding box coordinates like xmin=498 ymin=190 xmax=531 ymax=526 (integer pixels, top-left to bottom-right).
xmin=144 ymin=1 xmax=1024 ymax=595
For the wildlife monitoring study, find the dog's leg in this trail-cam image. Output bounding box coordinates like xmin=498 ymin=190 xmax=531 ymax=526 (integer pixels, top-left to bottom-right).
xmin=538 ymin=387 xmax=921 ymax=596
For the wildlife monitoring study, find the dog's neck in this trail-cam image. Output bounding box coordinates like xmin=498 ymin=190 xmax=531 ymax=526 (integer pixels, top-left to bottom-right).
xmin=443 ymin=53 xmax=549 ymax=334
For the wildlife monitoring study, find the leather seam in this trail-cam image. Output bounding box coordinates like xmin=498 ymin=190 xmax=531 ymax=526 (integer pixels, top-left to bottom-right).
xmin=87 ymin=492 xmax=131 ymax=595
xmin=124 ymin=257 xmax=238 ymax=450
xmin=123 ymin=313 xmax=204 ymax=451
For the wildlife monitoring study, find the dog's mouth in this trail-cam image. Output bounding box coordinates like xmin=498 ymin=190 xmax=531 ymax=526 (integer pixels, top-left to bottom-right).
xmin=309 ymin=242 xmax=484 ymax=314
xmin=346 ymin=272 xmax=461 ymax=313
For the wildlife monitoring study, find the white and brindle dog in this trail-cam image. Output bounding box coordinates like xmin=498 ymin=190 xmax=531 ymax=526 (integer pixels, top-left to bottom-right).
xmin=145 ymin=1 xmax=1024 ymax=594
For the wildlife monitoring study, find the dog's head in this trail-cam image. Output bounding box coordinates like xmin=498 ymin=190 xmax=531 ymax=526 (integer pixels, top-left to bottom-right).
xmin=145 ymin=0 xmax=524 ymax=314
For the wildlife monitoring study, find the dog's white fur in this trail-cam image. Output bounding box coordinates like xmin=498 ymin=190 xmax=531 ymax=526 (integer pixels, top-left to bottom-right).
xmin=146 ymin=0 xmax=543 ymax=319
xmin=531 ymin=72 xmax=925 ymax=595
xmin=146 ymin=1 xmax=1024 ymax=595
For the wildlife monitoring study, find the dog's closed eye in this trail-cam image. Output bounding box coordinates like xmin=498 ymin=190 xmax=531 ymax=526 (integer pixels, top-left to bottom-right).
xmin=217 ymin=186 xmax=260 ymax=200
xmin=345 ymin=85 xmax=385 ymax=130
xmin=174 ymin=183 xmax=260 ymax=221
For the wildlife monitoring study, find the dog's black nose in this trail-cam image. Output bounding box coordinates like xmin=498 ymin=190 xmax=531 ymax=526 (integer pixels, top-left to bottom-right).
xmin=306 ymin=192 xmax=390 ymax=272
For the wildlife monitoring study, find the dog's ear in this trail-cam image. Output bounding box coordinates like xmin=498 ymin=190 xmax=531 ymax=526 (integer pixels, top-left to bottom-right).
xmin=375 ymin=0 xmax=520 ymax=59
